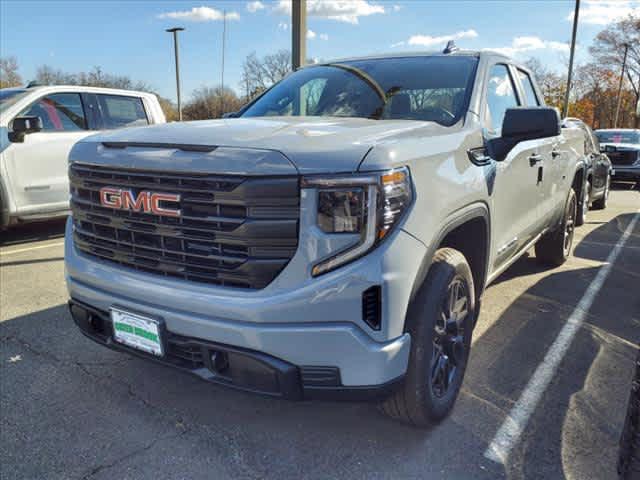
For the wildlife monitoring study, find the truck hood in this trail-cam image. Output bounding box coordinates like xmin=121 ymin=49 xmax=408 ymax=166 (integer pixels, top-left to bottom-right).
xmin=81 ymin=117 xmax=448 ymax=174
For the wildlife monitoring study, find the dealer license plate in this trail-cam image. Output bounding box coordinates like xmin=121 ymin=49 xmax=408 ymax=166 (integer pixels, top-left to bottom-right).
xmin=110 ymin=308 xmax=163 ymax=357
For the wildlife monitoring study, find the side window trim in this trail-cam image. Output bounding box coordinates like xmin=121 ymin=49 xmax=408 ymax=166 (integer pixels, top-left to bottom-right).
xmin=483 ymin=62 xmax=521 ymax=137
xmin=17 ymin=92 xmax=88 ymax=133
xmin=96 ymin=94 xmax=150 ymax=129
xmin=80 ymin=92 xmax=102 ymax=130
xmin=514 ymin=67 xmax=541 ymax=107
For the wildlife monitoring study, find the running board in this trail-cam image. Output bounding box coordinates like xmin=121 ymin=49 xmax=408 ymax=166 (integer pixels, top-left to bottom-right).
xmin=487 ymin=231 xmax=546 ymax=286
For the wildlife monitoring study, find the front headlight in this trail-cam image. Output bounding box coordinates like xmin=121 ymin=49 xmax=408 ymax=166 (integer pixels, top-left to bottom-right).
xmin=302 ymin=167 xmax=413 ymax=276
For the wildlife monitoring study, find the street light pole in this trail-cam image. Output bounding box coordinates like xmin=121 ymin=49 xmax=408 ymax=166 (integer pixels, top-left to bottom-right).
xmin=563 ymin=0 xmax=580 ymax=118
xmin=292 ymin=0 xmax=307 ymax=71
xmin=614 ymin=43 xmax=630 ymax=128
xmin=221 ymin=10 xmax=226 ymax=115
xmin=166 ymin=27 xmax=185 ymax=121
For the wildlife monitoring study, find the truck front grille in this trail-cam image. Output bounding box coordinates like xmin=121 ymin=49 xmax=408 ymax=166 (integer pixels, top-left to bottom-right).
xmin=607 ymin=150 xmax=638 ymax=166
xmin=69 ymin=163 xmax=299 ymax=289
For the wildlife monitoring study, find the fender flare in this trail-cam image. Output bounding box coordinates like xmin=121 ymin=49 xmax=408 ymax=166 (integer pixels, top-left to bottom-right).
xmin=407 ymin=202 xmax=491 ymax=305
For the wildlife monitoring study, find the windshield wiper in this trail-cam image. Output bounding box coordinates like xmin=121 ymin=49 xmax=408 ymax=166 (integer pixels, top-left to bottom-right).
xmin=324 ymin=64 xmax=405 ymax=120
xmin=325 ymin=63 xmax=387 ymax=103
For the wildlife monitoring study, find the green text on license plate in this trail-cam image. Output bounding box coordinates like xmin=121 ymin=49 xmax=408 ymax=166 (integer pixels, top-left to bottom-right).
xmin=110 ymin=308 xmax=163 ymax=356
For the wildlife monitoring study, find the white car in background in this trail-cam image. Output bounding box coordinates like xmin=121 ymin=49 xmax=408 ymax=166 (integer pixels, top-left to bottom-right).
xmin=0 ymin=85 xmax=166 ymax=229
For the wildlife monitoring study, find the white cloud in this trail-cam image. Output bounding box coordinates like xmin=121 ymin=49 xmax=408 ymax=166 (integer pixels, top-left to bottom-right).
xmin=390 ymin=40 xmax=406 ymax=48
xmin=487 ymin=36 xmax=570 ymax=57
xmin=407 ymin=29 xmax=478 ymax=47
xmin=158 ymin=6 xmax=240 ymax=22
xmin=246 ymin=1 xmax=265 ymax=13
xmin=306 ymin=30 xmax=329 ymax=40
xmin=512 ymin=36 xmax=546 ymax=50
xmin=547 ymin=41 xmax=570 ymax=52
xmin=278 ymin=21 xmax=289 ymax=30
xmin=275 ymin=0 xmax=385 ymax=24
xmin=393 ymin=4 xmax=402 ymax=11
xmin=566 ymin=0 xmax=640 ymax=25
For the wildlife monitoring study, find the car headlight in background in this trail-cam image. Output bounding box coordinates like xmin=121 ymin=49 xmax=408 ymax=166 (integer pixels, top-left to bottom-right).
xmin=301 ymin=167 xmax=413 ymax=276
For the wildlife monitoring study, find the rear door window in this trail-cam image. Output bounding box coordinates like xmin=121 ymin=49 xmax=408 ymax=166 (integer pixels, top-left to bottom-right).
xmin=516 ymin=69 xmax=540 ymax=106
xmin=97 ymin=94 xmax=149 ymax=129
xmin=19 ymin=93 xmax=87 ymax=131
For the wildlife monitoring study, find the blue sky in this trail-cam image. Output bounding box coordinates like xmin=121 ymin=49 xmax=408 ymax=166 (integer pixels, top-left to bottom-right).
xmin=1 ymin=0 xmax=638 ymax=102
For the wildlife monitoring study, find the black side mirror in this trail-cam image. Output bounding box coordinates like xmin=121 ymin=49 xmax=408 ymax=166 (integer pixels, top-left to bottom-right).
xmin=222 ymin=111 xmax=238 ymax=119
xmin=488 ymin=107 xmax=560 ymax=161
xmin=9 ymin=116 xmax=43 ymax=143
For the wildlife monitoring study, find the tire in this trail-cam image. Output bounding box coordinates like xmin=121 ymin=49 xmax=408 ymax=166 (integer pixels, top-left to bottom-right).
xmin=535 ymin=188 xmax=577 ymax=266
xmin=576 ymin=179 xmax=590 ymax=227
xmin=592 ymin=174 xmax=610 ymax=210
xmin=380 ymin=248 xmax=475 ymax=427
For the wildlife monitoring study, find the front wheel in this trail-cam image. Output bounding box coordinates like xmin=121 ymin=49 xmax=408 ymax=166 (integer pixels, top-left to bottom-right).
xmin=535 ymin=188 xmax=577 ymax=266
xmin=380 ymin=248 xmax=475 ymax=427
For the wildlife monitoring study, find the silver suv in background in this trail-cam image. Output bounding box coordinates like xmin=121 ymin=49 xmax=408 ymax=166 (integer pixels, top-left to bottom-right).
xmin=0 ymin=85 xmax=166 ymax=228
xmin=595 ymin=129 xmax=640 ymax=182
xmin=65 ymin=49 xmax=586 ymax=426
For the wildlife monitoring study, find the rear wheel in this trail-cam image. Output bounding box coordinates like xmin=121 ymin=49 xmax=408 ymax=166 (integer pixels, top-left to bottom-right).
xmin=380 ymin=248 xmax=475 ymax=427
xmin=577 ymin=179 xmax=590 ymax=226
xmin=592 ymin=174 xmax=610 ymax=210
xmin=535 ymin=188 xmax=577 ymax=266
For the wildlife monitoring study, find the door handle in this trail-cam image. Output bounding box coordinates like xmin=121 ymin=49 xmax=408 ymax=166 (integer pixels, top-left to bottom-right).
xmin=552 ymin=149 xmax=561 ymax=159
xmin=529 ymin=154 xmax=543 ymax=166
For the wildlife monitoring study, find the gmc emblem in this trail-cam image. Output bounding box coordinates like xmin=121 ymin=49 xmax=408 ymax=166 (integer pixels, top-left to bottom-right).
xmin=99 ymin=187 xmax=181 ymax=217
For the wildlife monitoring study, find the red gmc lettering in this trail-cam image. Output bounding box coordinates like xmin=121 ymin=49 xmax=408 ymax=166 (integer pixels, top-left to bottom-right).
xmin=150 ymin=193 xmax=181 ymax=217
xmin=122 ymin=190 xmax=151 ymax=212
xmin=99 ymin=187 xmax=123 ymax=209
xmin=99 ymin=187 xmax=180 ymax=217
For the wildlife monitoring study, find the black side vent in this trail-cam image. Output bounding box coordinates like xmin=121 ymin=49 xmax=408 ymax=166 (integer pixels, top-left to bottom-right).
xmin=300 ymin=366 xmax=341 ymax=387
xmin=362 ymin=286 xmax=382 ymax=330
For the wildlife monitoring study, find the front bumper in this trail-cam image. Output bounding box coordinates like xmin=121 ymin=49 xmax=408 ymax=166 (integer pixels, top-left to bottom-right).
xmin=68 ymin=299 xmax=405 ymax=400
xmin=612 ymin=165 xmax=640 ymax=180
xmin=65 ymin=215 xmax=422 ymax=391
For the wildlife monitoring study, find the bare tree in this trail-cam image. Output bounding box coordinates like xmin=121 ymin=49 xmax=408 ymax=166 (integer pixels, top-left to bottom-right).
xmin=240 ymin=50 xmax=291 ymax=100
xmin=524 ymin=58 xmax=566 ymax=111
xmin=0 ymin=57 xmax=23 ymax=88
xmin=590 ymin=14 xmax=640 ymax=126
xmin=183 ymin=86 xmax=243 ymax=120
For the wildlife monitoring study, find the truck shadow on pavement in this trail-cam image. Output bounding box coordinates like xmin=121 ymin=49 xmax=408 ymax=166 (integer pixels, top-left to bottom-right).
xmin=0 ymin=218 xmax=66 ymax=247
xmin=0 ymin=213 xmax=638 ymax=480
xmin=465 ymin=212 xmax=639 ymax=480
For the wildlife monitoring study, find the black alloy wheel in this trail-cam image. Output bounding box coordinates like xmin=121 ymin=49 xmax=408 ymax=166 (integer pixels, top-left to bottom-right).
xmin=430 ymin=277 xmax=469 ymax=398
xmin=563 ymin=190 xmax=577 ymax=257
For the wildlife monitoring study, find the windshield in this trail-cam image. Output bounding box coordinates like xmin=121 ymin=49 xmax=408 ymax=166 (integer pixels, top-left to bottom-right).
xmin=595 ymin=130 xmax=640 ymax=144
xmin=241 ymin=56 xmax=478 ymax=126
xmin=0 ymin=89 xmax=29 ymax=113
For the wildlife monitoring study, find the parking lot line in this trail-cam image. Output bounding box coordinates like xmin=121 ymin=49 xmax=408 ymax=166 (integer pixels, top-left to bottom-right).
xmin=484 ymin=210 xmax=640 ymax=465
xmin=0 ymin=241 xmax=65 ymax=257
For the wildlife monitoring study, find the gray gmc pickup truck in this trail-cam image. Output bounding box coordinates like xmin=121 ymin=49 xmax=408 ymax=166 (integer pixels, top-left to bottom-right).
xmin=64 ymin=49 xmax=585 ymax=426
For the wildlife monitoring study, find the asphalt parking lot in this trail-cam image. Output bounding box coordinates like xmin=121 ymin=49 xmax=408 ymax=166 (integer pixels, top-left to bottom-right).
xmin=1 ymin=183 xmax=638 ymax=480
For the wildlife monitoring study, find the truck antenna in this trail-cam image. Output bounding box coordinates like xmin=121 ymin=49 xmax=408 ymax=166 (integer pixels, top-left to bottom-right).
xmin=443 ymin=40 xmax=459 ymax=54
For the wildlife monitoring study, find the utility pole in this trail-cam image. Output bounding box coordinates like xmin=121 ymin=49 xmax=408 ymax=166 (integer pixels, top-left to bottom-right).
xmin=166 ymin=27 xmax=185 ymax=121
xmin=563 ymin=0 xmax=580 ymax=118
xmin=614 ymin=43 xmax=630 ymax=128
xmin=292 ymin=0 xmax=307 ymax=71
xmin=221 ymin=10 xmax=227 ymax=115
